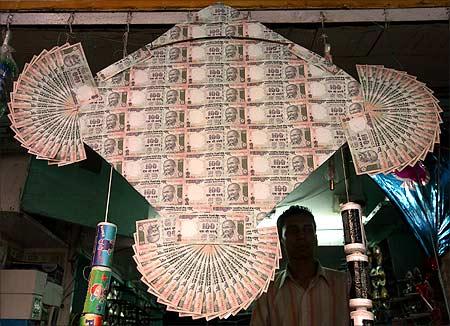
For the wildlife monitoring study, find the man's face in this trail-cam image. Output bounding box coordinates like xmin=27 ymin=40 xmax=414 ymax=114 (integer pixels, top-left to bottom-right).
xmin=162 ymin=185 xmax=175 ymax=202
xmin=285 ymin=66 xmax=297 ymax=79
xmin=108 ymin=93 xmax=120 ymax=107
xmin=225 ymin=45 xmax=237 ymax=58
xmin=292 ymin=156 xmax=305 ymax=172
xmin=165 ymin=135 xmax=177 ymax=150
xmin=225 ymin=107 xmax=237 ymax=122
xmin=165 ymin=111 xmax=177 ymax=126
xmin=227 ymin=131 xmax=239 ymax=147
xmin=64 ymin=54 xmax=80 ymax=67
xmin=348 ymin=81 xmax=360 ymax=96
xmin=166 ymin=90 xmax=178 ymax=104
xmin=226 ymin=88 xmax=238 ymax=102
xmin=169 ymin=47 xmax=181 ymax=60
xmin=349 ymin=103 xmax=363 ymax=115
xmin=111 ymin=74 xmax=123 ymax=84
xmin=225 ymin=26 xmax=236 ymax=37
xmin=222 ymin=220 xmax=236 ymax=238
xmin=147 ymin=224 xmax=160 ymax=243
xmin=290 ymin=129 xmax=303 ymax=144
xmin=226 ymin=68 xmax=238 ymax=81
xmin=227 ymin=183 xmax=240 ymax=200
xmin=106 ymin=114 xmax=117 ymax=129
xmin=170 ymin=27 xmax=181 ymax=40
xmin=104 ymin=139 xmax=116 ymax=155
xmin=287 ymin=105 xmax=299 ymax=121
xmin=168 ymin=69 xmax=180 ymax=82
xmin=227 ymin=157 xmax=239 ymax=173
xmin=282 ymin=214 xmax=317 ymax=261
xmin=286 ymin=84 xmax=298 ymax=98
xmin=359 ymin=150 xmax=377 ymax=163
xmin=163 ymin=159 xmax=176 ymax=176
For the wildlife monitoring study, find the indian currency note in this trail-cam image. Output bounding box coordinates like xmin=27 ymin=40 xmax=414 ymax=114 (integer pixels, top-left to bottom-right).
xmin=340 ymin=113 xmax=388 ymax=175
xmin=186 ymin=127 xmax=247 ymax=153
xmin=128 ymin=86 xmax=186 ymax=107
xmin=248 ymin=125 xmax=312 ymax=150
xmin=247 ymin=81 xmax=305 ymax=103
xmin=131 ymin=64 xmax=187 ymax=86
xmin=122 ymin=155 xmax=184 ymax=181
xmin=307 ymin=100 xmax=349 ymax=123
xmin=184 ymin=179 xmax=249 ymax=207
xmin=244 ymin=41 xmax=290 ymax=62
xmin=97 ymin=46 xmax=151 ymax=80
xmin=310 ymin=123 xmax=347 ymax=149
xmin=246 ymin=102 xmax=307 ymax=125
xmin=124 ymin=130 xmax=185 ymax=156
xmin=79 ymin=110 xmax=125 ymax=137
xmin=249 ymin=176 xmax=299 ymax=206
xmin=97 ymin=69 xmax=130 ymax=88
xmin=83 ymin=134 xmax=124 ymax=160
xmin=57 ymin=43 xmax=98 ymax=104
xmin=126 ymin=107 xmax=185 ymax=132
xmin=185 ymin=152 xmax=248 ymax=179
xmin=248 ymin=150 xmax=315 ymax=176
xmin=187 ymin=84 xmax=245 ymax=105
xmin=186 ymin=104 xmax=245 ymax=128
xmin=307 ymin=76 xmax=349 ymax=100
xmin=132 ymin=180 xmax=183 ymax=206
xmin=176 ymin=213 xmax=245 ymax=244
xmin=187 ymin=63 xmax=245 ymax=85
xmin=97 ymin=87 xmax=128 ymax=110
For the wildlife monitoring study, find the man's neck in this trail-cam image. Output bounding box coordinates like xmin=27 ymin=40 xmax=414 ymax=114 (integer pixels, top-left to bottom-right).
xmin=288 ymin=258 xmax=318 ymax=289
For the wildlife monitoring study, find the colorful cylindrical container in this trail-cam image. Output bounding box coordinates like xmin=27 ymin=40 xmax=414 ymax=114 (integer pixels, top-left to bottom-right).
xmin=80 ymin=313 xmax=103 ymax=326
xmin=92 ymin=222 xmax=117 ymax=268
xmin=83 ymin=266 xmax=112 ymax=315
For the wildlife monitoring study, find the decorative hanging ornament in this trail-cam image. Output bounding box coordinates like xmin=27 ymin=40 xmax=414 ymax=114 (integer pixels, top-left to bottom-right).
xmin=0 ymin=21 xmax=18 ymax=118
xmin=393 ymin=161 xmax=430 ymax=189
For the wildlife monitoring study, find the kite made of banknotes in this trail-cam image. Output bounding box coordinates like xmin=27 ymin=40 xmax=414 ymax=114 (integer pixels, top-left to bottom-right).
xmin=7 ymin=4 xmax=442 ymax=320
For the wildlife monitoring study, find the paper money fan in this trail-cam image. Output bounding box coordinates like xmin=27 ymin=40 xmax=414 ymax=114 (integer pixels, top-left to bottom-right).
xmin=8 ymin=43 xmax=98 ymax=165
xmin=342 ymin=65 xmax=442 ymax=175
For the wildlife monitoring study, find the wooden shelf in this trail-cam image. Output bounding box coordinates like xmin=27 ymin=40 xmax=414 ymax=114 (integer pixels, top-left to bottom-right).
xmin=0 ymin=0 xmax=448 ymax=11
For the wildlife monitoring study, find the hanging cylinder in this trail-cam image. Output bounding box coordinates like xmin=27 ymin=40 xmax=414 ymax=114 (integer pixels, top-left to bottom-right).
xmin=346 ymin=252 xmax=371 ymax=302
xmin=92 ymin=222 xmax=117 ymax=268
xmin=350 ymin=309 xmax=374 ymax=326
xmin=340 ymin=201 xmax=366 ymax=254
xmin=80 ymin=313 xmax=103 ymax=326
xmin=82 ymin=266 xmax=112 ymax=315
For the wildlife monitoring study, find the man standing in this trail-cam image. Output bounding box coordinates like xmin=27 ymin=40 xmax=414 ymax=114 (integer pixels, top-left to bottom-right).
xmin=251 ymin=205 xmax=349 ymax=325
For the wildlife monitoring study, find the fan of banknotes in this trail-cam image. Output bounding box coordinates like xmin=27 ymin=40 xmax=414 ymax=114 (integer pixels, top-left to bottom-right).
xmin=133 ymin=213 xmax=280 ymax=320
xmin=342 ymin=65 xmax=442 ymax=175
xmin=7 ymin=43 xmax=98 ymax=165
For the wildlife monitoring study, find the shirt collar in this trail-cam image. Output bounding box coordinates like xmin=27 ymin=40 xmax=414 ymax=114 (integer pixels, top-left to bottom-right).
xmin=279 ymin=261 xmax=330 ymax=289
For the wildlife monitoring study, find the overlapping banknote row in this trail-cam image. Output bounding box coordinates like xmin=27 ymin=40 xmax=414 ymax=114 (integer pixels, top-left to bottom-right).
xmin=7 ymin=43 xmax=98 ymax=165
xmin=343 ymin=65 xmax=442 ymax=175
xmin=133 ymin=213 xmax=280 ymax=319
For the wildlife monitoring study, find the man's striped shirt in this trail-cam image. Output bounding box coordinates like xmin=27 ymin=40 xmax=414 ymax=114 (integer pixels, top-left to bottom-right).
xmin=250 ymin=264 xmax=349 ymax=326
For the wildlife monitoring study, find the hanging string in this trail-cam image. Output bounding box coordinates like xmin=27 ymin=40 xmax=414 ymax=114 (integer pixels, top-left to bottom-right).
xmin=340 ymin=147 xmax=350 ymax=203
xmin=122 ymin=12 xmax=132 ymax=58
xmin=65 ymin=12 xmax=75 ymax=43
xmin=104 ymin=165 xmax=113 ymax=223
xmin=319 ymin=12 xmax=332 ymax=63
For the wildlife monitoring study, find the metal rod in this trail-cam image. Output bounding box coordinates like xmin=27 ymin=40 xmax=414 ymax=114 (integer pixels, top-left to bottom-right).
xmin=0 ymin=8 xmax=448 ymax=25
